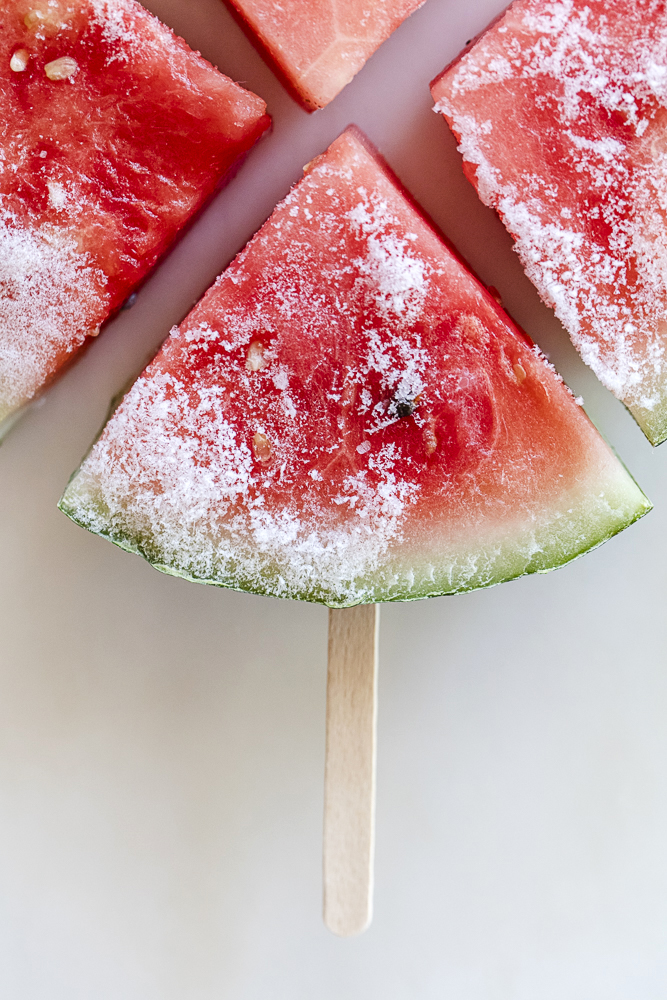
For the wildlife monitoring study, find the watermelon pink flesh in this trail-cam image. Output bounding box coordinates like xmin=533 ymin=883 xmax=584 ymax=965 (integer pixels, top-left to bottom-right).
xmin=0 ymin=0 xmax=269 ymax=434
xmin=224 ymin=0 xmax=425 ymax=110
xmin=432 ymin=0 xmax=667 ymax=446
xmin=59 ymin=127 xmax=650 ymax=607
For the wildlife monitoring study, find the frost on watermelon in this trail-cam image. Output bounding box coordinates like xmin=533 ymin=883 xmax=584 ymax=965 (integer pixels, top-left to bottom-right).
xmin=223 ymin=0 xmax=425 ymax=110
xmin=432 ymin=0 xmax=667 ymax=446
xmin=0 ymin=0 xmax=270 ymax=438
xmin=59 ymin=126 xmax=650 ymax=608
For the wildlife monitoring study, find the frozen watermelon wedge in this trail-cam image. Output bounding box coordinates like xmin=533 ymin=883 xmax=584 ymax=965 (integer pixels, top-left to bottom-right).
xmin=59 ymin=127 xmax=650 ymax=608
xmin=223 ymin=0 xmax=425 ymax=109
xmin=0 ymin=0 xmax=270 ymax=438
xmin=432 ymin=0 xmax=667 ymax=446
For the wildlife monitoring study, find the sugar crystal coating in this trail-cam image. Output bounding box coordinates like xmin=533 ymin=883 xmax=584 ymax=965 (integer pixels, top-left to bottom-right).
xmin=0 ymin=0 xmax=270 ymax=433
xmin=432 ymin=0 xmax=667 ymax=444
xmin=60 ymin=128 xmax=650 ymax=607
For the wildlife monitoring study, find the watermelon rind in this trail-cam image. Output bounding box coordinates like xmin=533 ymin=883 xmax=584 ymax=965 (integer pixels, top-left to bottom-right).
xmin=58 ymin=446 xmax=651 ymax=608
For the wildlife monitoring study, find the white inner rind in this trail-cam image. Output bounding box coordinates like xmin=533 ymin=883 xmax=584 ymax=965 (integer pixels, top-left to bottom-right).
xmin=60 ymin=456 xmax=648 ymax=607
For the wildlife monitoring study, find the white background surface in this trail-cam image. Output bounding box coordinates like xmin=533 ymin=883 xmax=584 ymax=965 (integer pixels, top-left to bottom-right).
xmin=2 ymin=0 xmax=667 ymax=996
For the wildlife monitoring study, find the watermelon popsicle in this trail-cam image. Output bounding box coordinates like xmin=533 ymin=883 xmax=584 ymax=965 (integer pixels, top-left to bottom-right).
xmin=431 ymin=0 xmax=667 ymax=446
xmin=59 ymin=126 xmax=650 ymax=934
xmin=0 ymin=0 xmax=270 ymax=439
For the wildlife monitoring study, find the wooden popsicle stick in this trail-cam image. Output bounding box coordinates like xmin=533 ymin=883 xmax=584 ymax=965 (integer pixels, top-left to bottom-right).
xmin=323 ymin=603 xmax=380 ymax=937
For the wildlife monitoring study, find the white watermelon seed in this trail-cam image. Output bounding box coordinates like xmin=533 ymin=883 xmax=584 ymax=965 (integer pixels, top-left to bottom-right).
xmin=45 ymin=56 xmax=78 ymax=81
xmin=423 ymin=421 xmax=438 ymax=456
xmin=10 ymin=49 xmax=29 ymax=72
xmin=246 ymin=341 xmax=267 ymax=371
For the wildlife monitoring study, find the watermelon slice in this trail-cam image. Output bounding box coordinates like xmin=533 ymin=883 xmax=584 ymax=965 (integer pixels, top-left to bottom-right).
xmin=432 ymin=0 xmax=667 ymax=446
xmin=0 ymin=0 xmax=270 ymax=438
xmin=223 ymin=0 xmax=425 ymax=110
xmin=58 ymin=127 xmax=650 ymax=608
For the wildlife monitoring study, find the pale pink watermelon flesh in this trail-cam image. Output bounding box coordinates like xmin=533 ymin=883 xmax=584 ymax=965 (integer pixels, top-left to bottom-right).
xmin=0 ymin=0 xmax=269 ymax=435
xmin=59 ymin=128 xmax=650 ymax=607
xmin=223 ymin=0 xmax=425 ymax=109
xmin=432 ymin=0 xmax=667 ymax=446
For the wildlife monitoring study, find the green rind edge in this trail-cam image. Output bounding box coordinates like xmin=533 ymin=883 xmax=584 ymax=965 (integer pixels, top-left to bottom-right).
xmin=628 ymin=399 xmax=667 ymax=447
xmin=57 ymin=486 xmax=652 ymax=609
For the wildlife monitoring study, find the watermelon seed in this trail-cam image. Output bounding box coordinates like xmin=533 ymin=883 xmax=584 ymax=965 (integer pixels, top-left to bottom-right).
xmin=246 ymin=341 xmax=267 ymax=371
xmin=423 ymin=417 xmax=438 ymax=456
xmin=10 ymin=49 xmax=29 ymax=72
xmin=252 ymin=431 xmax=272 ymax=463
xmin=389 ymin=394 xmax=419 ymax=419
xmin=24 ymin=7 xmax=65 ymax=34
xmin=45 ymin=56 xmax=78 ymax=81
xmin=24 ymin=10 xmax=45 ymax=29
xmin=356 ymin=441 xmax=371 ymax=455
xmin=395 ymin=399 xmax=416 ymax=418
xmin=513 ymin=363 xmax=527 ymax=383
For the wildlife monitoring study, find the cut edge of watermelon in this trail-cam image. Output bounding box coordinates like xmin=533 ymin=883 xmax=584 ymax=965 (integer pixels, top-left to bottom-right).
xmin=58 ymin=454 xmax=651 ymax=607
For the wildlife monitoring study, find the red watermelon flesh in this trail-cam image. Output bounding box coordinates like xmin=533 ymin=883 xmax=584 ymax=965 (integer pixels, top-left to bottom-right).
xmin=59 ymin=127 xmax=650 ymax=607
xmin=0 ymin=0 xmax=270 ymax=435
xmin=223 ymin=0 xmax=425 ymax=110
xmin=432 ymin=0 xmax=667 ymax=446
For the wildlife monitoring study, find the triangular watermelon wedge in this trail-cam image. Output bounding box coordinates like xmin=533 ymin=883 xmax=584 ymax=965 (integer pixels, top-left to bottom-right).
xmin=59 ymin=127 xmax=651 ymax=608
xmin=223 ymin=0 xmax=426 ymax=110
xmin=431 ymin=0 xmax=667 ymax=445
